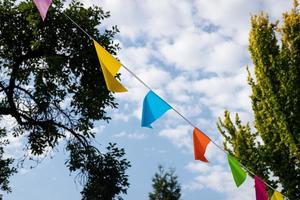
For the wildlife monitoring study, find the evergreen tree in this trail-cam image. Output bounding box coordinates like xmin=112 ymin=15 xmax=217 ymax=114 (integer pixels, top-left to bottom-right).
xmin=149 ymin=165 xmax=181 ymax=200
xmin=217 ymin=1 xmax=300 ymax=199
xmin=0 ymin=0 xmax=130 ymax=199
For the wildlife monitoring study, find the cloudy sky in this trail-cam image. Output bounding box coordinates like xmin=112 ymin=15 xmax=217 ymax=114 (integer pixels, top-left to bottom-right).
xmin=3 ymin=0 xmax=293 ymax=200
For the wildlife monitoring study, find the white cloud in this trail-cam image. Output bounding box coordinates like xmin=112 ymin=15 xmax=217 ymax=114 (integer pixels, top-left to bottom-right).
xmin=185 ymin=162 xmax=255 ymax=200
xmin=0 ymin=116 xmax=26 ymax=158
xmin=68 ymin=0 xmax=293 ymax=199
xmin=207 ymin=41 xmax=249 ymax=74
xmin=165 ymin=75 xmax=193 ymax=102
xmin=205 ymin=141 xmax=227 ymax=164
xmin=118 ymin=46 xmax=153 ymax=69
xmin=111 ymin=111 xmax=130 ymax=122
xmin=193 ymin=0 xmax=293 ymax=46
xmin=91 ymin=124 xmax=105 ymax=132
xmin=192 ymin=69 xmax=252 ymax=118
xmin=262 ymin=1 xmax=292 ymax=20
xmin=137 ymin=0 xmax=195 ymax=39
xmin=194 ymin=0 xmax=260 ymax=30
xmin=136 ymin=66 xmax=172 ymax=89
xmin=185 ymin=162 xmax=234 ymax=192
xmin=159 ymin=125 xmax=192 ymax=151
xmin=159 ymin=31 xmax=224 ymax=71
xmin=114 ymin=131 xmax=147 ymax=140
xmin=86 ymin=0 xmax=195 ymax=40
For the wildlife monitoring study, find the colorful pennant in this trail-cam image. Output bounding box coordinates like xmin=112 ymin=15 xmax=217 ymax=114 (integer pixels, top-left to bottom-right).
xmin=31 ymin=9 xmax=289 ymax=200
xmin=255 ymin=176 xmax=269 ymax=200
xmin=193 ymin=128 xmax=210 ymax=162
xmin=271 ymin=191 xmax=283 ymax=200
xmin=93 ymin=40 xmax=127 ymax=92
xmin=227 ymin=154 xmax=247 ymax=187
xmin=141 ymin=90 xmax=171 ymax=128
xmin=33 ymin=0 xmax=52 ymax=21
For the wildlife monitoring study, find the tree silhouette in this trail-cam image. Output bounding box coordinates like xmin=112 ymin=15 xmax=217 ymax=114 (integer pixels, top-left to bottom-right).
xmin=149 ymin=165 xmax=181 ymax=200
xmin=0 ymin=0 xmax=130 ymax=199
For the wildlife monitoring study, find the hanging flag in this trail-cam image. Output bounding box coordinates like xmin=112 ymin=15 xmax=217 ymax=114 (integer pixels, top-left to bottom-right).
xmin=255 ymin=176 xmax=269 ymax=200
xmin=271 ymin=191 xmax=283 ymax=200
xmin=193 ymin=128 xmax=210 ymax=162
xmin=33 ymin=0 xmax=52 ymax=21
xmin=93 ymin=40 xmax=127 ymax=92
xmin=227 ymin=154 xmax=247 ymax=187
xmin=141 ymin=90 xmax=171 ymax=128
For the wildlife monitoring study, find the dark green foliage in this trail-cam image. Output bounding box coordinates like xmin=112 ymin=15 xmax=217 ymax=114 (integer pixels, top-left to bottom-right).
xmin=149 ymin=165 xmax=181 ymax=200
xmin=67 ymin=142 xmax=130 ymax=200
xmin=217 ymin=1 xmax=300 ymax=199
xmin=0 ymin=0 xmax=130 ymax=198
xmin=0 ymin=127 xmax=16 ymax=192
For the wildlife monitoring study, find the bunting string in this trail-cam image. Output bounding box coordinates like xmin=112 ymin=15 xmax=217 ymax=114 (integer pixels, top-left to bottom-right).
xmin=61 ymin=10 xmax=93 ymax=40
xmin=121 ymin=65 xmax=152 ymax=90
xmin=54 ymin=4 xmax=225 ymax=148
xmin=36 ymin=2 xmax=289 ymax=199
xmin=59 ymin=8 xmax=289 ymax=200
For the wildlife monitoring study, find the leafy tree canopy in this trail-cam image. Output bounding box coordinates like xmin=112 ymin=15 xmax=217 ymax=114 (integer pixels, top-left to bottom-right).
xmin=0 ymin=0 xmax=130 ymax=199
xmin=149 ymin=165 xmax=181 ymax=200
xmin=217 ymin=1 xmax=300 ymax=199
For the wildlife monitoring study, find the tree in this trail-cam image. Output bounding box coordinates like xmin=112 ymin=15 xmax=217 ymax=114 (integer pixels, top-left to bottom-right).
xmin=0 ymin=127 xmax=16 ymax=192
xmin=149 ymin=165 xmax=181 ymax=200
xmin=217 ymin=1 xmax=300 ymax=199
xmin=68 ymin=143 xmax=130 ymax=200
xmin=0 ymin=0 xmax=130 ymax=199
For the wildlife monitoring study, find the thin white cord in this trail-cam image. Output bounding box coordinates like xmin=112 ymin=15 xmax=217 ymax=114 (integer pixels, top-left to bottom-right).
xmin=57 ymin=6 xmax=289 ymax=200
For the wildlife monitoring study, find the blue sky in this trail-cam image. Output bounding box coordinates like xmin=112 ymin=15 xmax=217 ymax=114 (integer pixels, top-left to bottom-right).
xmin=2 ymin=0 xmax=293 ymax=199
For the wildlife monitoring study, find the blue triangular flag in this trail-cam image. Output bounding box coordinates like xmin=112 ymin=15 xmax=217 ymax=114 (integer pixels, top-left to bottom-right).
xmin=141 ymin=90 xmax=172 ymax=128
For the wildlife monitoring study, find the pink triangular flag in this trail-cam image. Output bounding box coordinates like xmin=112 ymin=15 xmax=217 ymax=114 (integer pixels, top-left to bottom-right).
xmin=33 ymin=0 xmax=52 ymax=21
xmin=255 ymin=176 xmax=269 ymax=200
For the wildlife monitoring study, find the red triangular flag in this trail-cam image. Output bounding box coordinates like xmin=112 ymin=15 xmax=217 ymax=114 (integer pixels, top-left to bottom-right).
xmin=255 ymin=176 xmax=269 ymax=200
xmin=193 ymin=128 xmax=211 ymax=162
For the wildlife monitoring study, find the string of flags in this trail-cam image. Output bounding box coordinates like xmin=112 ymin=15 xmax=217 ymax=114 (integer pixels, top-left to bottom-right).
xmin=32 ymin=1 xmax=286 ymax=199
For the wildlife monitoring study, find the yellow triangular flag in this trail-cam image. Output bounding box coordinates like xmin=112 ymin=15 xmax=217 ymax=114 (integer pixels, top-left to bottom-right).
xmin=101 ymin=64 xmax=127 ymax=92
xmin=271 ymin=191 xmax=284 ymax=200
xmin=93 ymin=40 xmax=127 ymax=92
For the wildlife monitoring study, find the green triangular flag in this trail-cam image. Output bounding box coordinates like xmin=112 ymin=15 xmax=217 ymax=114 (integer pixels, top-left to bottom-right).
xmin=228 ymin=154 xmax=247 ymax=187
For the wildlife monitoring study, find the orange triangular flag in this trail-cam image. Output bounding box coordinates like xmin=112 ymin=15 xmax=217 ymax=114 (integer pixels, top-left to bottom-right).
xmin=193 ymin=128 xmax=211 ymax=162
